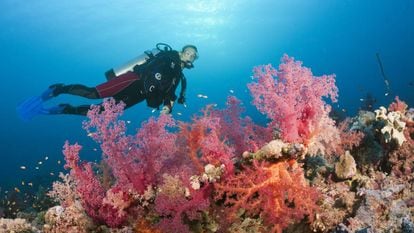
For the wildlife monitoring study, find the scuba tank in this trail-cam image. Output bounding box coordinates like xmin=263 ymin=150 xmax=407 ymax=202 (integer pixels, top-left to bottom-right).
xmin=104 ymin=43 xmax=172 ymax=80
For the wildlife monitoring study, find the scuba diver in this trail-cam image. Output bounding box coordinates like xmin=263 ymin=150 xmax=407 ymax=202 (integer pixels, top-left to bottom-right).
xmin=17 ymin=43 xmax=198 ymax=121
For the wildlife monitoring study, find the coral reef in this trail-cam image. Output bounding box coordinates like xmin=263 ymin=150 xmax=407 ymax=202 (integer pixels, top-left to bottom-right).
xmin=247 ymin=55 xmax=340 ymax=157
xmin=334 ymin=151 xmax=357 ymax=180
xmin=0 ymin=218 xmax=40 ymax=232
xmin=375 ymin=106 xmax=407 ymax=146
xmin=4 ymin=55 xmax=413 ymax=233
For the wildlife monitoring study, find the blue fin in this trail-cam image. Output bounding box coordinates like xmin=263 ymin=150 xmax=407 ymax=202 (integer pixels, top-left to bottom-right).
xmin=16 ymin=95 xmax=45 ymax=121
xmin=41 ymin=104 xmax=66 ymax=115
xmin=40 ymin=86 xmax=57 ymax=101
xmin=16 ymin=87 xmax=58 ymax=121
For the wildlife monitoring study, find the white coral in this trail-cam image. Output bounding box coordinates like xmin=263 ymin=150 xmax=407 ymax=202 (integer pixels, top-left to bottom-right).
xmin=190 ymin=164 xmax=225 ymax=190
xmin=375 ymin=106 xmax=406 ymax=146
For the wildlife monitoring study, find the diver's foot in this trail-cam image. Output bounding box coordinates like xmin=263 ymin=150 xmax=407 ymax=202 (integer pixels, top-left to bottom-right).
xmin=49 ymin=83 xmax=65 ymax=96
xmin=42 ymin=83 xmax=65 ymax=101
xmin=41 ymin=104 xmax=70 ymax=115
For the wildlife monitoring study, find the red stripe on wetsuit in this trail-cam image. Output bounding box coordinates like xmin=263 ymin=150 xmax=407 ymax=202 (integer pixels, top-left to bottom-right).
xmin=96 ymin=71 xmax=140 ymax=98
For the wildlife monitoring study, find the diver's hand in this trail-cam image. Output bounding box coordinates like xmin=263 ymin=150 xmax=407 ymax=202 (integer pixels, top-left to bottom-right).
xmin=160 ymin=105 xmax=171 ymax=115
xmin=177 ymin=95 xmax=185 ymax=104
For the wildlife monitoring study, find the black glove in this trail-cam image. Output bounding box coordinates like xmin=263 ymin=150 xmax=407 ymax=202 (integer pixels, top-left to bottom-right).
xmin=177 ymin=95 xmax=185 ymax=104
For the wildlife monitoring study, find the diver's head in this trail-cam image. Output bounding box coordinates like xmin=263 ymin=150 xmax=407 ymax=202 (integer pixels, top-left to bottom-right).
xmin=180 ymin=45 xmax=198 ymax=69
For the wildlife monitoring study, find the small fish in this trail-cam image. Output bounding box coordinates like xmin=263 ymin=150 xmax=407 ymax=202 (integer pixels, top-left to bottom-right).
xmin=385 ymin=92 xmax=389 ymax=96
xmin=45 ymin=156 xmax=48 ymax=160
xmin=197 ymin=94 xmax=208 ymax=99
xmin=359 ymin=98 xmax=364 ymax=101
xmin=20 ymin=166 xmax=26 ymax=170
xmin=152 ymin=109 xmax=157 ymax=113
xmin=21 ymin=181 xmax=25 ymax=186
xmin=93 ymin=148 xmax=97 ymax=151
xmin=87 ymin=133 xmax=94 ymax=137
xmin=38 ymin=161 xmax=42 ymax=165
xmin=50 ymin=172 xmax=55 ymax=176
xmin=14 ymin=187 xmax=20 ymax=193
xmin=35 ymin=166 xmax=39 ymax=170
xmin=28 ymin=183 xmax=33 ymax=187
xmin=229 ymin=89 xmax=234 ymax=93
xmin=57 ymin=160 xmax=61 ymax=164
xmin=126 ymin=120 xmax=131 ymax=124
xmin=177 ymin=112 xmax=182 ymax=116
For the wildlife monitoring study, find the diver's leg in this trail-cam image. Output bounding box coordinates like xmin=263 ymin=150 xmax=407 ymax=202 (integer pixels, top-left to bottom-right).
xmin=52 ymin=84 xmax=100 ymax=99
xmin=50 ymin=97 xmax=143 ymax=116
xmin=47 ymin=95 xmax=145 ymax=116
xmin=46 ymin=104 xmax=92 ymax=116
xmin=46 ymin=78 xmax=145 ymax=116
xmin=112 ymin=80 xmax=146 ymax=110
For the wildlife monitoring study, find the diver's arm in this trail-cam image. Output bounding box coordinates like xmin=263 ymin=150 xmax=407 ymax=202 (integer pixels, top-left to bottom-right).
xmin=160 ymin=76 xmax=180 ymax=114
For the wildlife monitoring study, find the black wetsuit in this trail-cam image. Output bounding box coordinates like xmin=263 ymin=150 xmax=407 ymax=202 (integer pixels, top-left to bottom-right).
xmin=54 ymin=50 xmax=184 ymax=115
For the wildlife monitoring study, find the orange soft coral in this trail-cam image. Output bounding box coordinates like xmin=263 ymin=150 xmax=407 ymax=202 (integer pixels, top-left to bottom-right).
xmin=214 ymin=160 xmax=319 ymax=233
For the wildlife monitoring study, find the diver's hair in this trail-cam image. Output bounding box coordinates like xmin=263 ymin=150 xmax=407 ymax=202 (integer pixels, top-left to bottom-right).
xmin=182 ymin=44 xmax=198 ymax=52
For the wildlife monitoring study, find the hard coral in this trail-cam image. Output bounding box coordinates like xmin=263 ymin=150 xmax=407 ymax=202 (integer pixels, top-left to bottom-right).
xmin=375 ymin=106 xmax=407 ymax=146
xmin=0 ymin=218 xmax=39 ymax=233
xmin=43 ymin=202 xmax=95 ymax=233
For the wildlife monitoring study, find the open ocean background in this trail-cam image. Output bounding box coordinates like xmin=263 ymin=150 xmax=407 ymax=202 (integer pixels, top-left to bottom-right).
xmin=0 ymin=0 xmax=413 ymax=193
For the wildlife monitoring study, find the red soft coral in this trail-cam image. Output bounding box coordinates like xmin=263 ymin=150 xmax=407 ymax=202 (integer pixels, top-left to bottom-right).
xmin=333 ymin=118 xmax=365 ymax=156
xmin=214 ymin=160 xmax=319 ymax=233
xmin=177 ymin=105 xmax=235 ymax=176
xmin=248 ymin=55 xmax=338 ymax=147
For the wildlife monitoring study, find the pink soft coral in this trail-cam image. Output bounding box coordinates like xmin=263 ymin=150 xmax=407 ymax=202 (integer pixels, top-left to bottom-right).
xmin=63 ymin=99 xmax=216 ymax=229
xmin=154 ymin=176 xmax=211 ymax=233
xmin=63 ymin=142 xmax=122 ymax=226
xmin=248 ymin=55 xmax=338 ymax=148
xmin=211 ymin=96 xmax=273 ymax=156
xmin=63 ymin=99 xmax=182 ymax=227
xmin=83 ymin=98 xmax=178 ymax=193
xmin=388 ymin=96 xmax=408 ymax=113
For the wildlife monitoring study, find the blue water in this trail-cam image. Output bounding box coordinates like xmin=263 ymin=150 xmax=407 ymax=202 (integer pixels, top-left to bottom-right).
xmin=0 ymin=0 xmax=413 ymax=192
